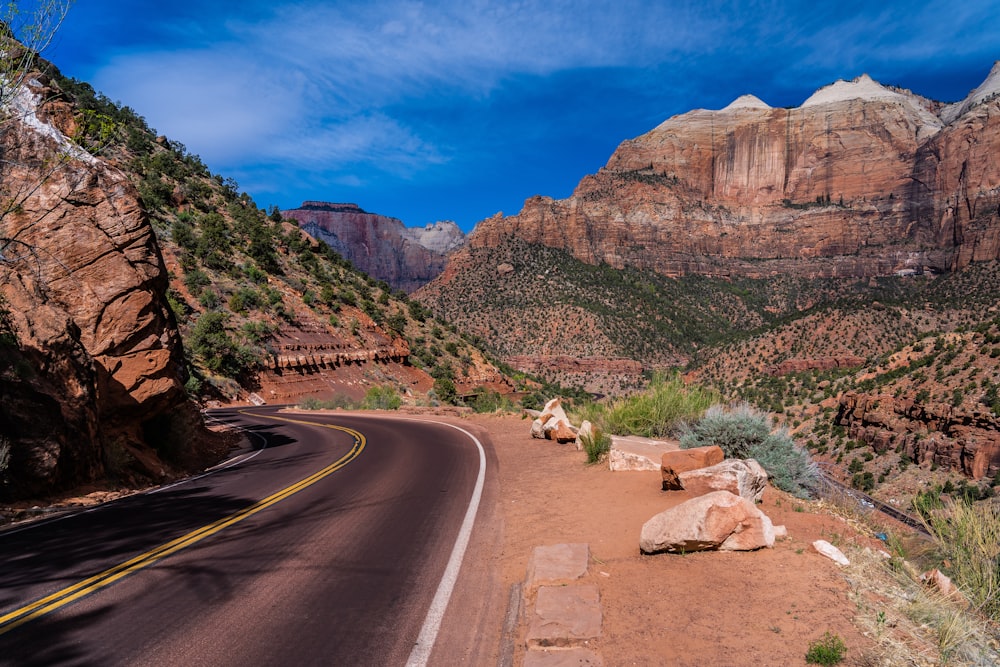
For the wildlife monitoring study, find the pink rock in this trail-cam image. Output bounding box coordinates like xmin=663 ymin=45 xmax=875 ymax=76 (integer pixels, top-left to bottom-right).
xmin=640 ymin=490 xmax=776 ymax=554
xmin=678 ymin=459 xmax=768 ymax=502
xmin=661 ymin=446 xmax=724 ymax=490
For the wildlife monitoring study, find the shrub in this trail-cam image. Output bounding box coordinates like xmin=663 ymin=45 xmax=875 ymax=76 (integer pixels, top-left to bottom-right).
xmin=471 ymin=388 xmax=512 ymax=413
xmin=433 ymin=377 xmax=457 ymax=405
xmin=679 ymin=403 xmax=769 ymax=458
xmin=299 ymin=396 xmax=354 ymax=410
xmin=362 ymin=385 xmax=402 ymax=411
xmin=580 ymin=428 xmax=612 ymax=464
xmin=680 ymin=403 xmax=818 ymax=498
xmin=805 ymin=631 xmax=846 ymax=665
xmin=601 ymin=372 xmax=717 ymax=438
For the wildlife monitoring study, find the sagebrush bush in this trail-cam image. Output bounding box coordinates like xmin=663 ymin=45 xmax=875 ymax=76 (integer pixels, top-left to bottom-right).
xmin=679 ymin=403 xmax=770 ymax=458
xmin=680 ymin=403 xmax=818 ymax=498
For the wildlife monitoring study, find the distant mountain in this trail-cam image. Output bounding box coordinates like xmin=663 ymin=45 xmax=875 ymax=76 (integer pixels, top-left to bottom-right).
xmin=417 ymin=63 xmax=1000 ymax=390
xmin=282 ymin=202 xmax=466 ymax=293
xmin=465 ymin=63 xmax=1000 ymax=279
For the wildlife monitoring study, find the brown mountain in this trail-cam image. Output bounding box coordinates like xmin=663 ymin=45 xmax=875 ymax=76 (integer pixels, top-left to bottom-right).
xmin=0 ymin=69 xmax=209 ymax=497
xmin=467 ymin=65 xmax=1000 ymax=279
xmin=282 ymin=202 xmax=466 ymax=293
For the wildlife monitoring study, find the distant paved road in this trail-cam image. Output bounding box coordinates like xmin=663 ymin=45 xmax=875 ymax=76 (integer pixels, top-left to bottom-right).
xmin=0 ymin=407 xmax=487 ymax=666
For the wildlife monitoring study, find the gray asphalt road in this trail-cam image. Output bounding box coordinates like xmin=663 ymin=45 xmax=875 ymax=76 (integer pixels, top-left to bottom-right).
xmin=0 ymin=408 xmax=485 ymax=666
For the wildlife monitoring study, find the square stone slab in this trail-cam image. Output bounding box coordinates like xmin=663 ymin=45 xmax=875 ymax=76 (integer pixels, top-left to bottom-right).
xmin=524 ymin=647 xmax=604 ymax=666
xmin=526 ymin=543 xmax=590 ymax=591
xmin=526 ymin=584 xmax=602 ymax=647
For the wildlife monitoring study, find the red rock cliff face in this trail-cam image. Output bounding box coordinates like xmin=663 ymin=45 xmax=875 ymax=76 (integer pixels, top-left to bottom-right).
xmin=470 ymin=69 xmax=1000 ymax=279
xmin=283 ymin=202 xmax=466 ymax=292
xmin=0 ymin=76 xmax=197 ymax=497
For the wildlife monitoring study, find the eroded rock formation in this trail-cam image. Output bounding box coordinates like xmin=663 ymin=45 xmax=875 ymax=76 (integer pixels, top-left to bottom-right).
xmin=0 ymin=73 xmax=201 ymax=497
xmin=283 ymin=202 xmax=466 ymax=292
xmin=467 ymin=65 xmax=1000 ymax=280
xmin=836 ymin=391 xmax=1000 ymax=480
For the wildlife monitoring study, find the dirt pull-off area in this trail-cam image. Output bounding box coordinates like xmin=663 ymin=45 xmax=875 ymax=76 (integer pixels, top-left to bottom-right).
xmin=460 ymin=413 xmax=884 ymax=666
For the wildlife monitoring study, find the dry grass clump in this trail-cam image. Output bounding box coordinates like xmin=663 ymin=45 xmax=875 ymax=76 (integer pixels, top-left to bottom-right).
xmin=920 ymin=498 xmax=1000 ymax=622
xmin=844 ymin=546 xmax=999 ymax=666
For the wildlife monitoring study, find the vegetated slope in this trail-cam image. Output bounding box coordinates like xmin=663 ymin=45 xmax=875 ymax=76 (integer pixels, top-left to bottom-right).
xmin=416 ymin=234 xmax=996 ymax=393
xmin=50 ymin=71 xmax=505 ymax=409
xmin=691 ymin=261 xmax=1000 ymax=505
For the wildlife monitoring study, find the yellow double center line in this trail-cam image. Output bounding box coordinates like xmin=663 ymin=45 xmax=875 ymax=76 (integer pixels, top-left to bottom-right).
xmin=0 ymin=415 xmax=365 ymax=636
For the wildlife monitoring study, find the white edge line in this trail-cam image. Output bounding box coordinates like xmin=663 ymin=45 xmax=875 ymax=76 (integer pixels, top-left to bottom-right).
xmin=402 ymin=419 xmax=487 ymax=667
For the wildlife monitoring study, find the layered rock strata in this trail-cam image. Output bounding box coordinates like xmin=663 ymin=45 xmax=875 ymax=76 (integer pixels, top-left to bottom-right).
xmin=283 ymin=202 xmax=466 ymax=292
xmin=836 ymin=391 xmax=1000 ymax=480
xmin=0 ymin=73 xmax=198 ymax=496
xmin=467 ymin=65 xmax=1000 ymax=280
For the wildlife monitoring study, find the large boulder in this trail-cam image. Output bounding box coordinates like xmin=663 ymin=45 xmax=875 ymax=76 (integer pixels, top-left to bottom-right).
xmin=661 ymin=446 xmax=724 ymax=490
xmin=640 ymin=490 xmax=776 ymax=554
xmin=0 ymin=70 xmax=207 ymax=497
xmin=677 ymin=459 xmax=768 ymax=502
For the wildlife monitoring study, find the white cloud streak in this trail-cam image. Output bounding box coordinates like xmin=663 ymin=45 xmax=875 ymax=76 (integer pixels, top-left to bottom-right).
xmin=87 ymin=0 xmax=1000 ymax=183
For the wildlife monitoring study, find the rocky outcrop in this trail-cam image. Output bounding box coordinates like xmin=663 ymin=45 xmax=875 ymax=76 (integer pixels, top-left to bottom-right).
xmin=836 ymin=391 xmax=1000 ymax=480
xmin=283 ymin=202 xmax=466 ymax=292
xmin=640 ymin=490 xmax=776 ymax=554
xmin=0 ymin=73 xmax=201 ymax=497
xmin=465 ymin=65 xmax=1000 ymax=280
xmin=767 ymin=355 xmax=866 ymax=376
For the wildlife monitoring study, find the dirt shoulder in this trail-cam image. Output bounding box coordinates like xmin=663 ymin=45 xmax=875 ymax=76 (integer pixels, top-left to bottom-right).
xmin=458 ymin=412 xmax=883 ymax=666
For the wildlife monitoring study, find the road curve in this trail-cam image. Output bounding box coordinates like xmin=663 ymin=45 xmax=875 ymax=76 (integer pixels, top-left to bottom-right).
xmin=0 ymin=407 xmax=488 ymax=666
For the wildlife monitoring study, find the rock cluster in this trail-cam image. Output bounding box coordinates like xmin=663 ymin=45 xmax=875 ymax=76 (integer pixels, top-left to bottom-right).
xmin=529 ymin=397 xmax=579 ymax=444
xmin=644 ymin=447 xmax=784 ymax=554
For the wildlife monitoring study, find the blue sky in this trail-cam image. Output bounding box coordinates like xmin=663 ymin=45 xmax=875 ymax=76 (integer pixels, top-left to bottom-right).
xmin=39 ymin=1 xmax=1000 ymax=231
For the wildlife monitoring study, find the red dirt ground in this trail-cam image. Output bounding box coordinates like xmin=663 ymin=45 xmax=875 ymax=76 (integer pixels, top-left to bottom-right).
xmin=461 ymin=412 xmax=882 ymax=666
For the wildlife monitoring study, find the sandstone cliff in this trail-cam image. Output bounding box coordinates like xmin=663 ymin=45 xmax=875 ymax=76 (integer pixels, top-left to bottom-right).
xmin=283 ymin=202 xmax=466 ymax=292
xmin=0 ymin=71 xmax=204 ymax=498
xmin=466 ymin=65 xmax=1000 ymax=279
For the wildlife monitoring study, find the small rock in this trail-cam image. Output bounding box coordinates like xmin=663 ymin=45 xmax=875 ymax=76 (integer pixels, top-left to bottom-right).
xmin=812 ymin=540 xmax=850 ymax=566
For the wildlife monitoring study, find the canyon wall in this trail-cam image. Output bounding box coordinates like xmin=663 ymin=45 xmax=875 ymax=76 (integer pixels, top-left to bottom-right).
xmin=283 ymin=202 xmax=466 ymax=292
xmin=0 ymin=74 xmax=199 ymax=496
xmin=468 ymin=67 xmax=1000 ymax=280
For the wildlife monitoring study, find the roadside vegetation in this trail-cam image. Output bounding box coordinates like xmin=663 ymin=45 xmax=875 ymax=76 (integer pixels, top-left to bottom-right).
xmin=680 ymin=403 xmax=819 ymax=498
xmin=573 ymin=372 xmax=717 ymax=438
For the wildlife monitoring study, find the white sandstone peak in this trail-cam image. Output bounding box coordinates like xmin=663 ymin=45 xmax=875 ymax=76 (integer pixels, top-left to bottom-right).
xmin=722 ymin=94 xmax=771 ymax=111
xmin=941 ymin=60 xmax=1000 ymax=124
xmin=801 ymin=74 xmax=903 ymax=107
